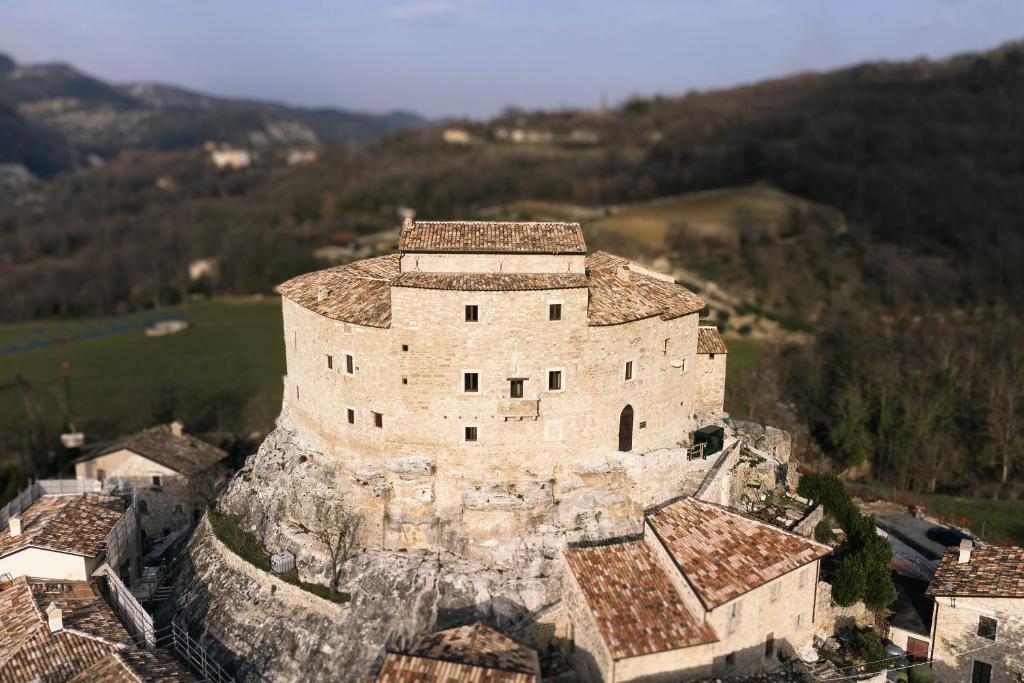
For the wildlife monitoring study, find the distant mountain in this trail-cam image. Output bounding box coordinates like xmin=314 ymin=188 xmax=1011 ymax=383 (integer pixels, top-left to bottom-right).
xmin=0 ymin=53 xmax=425 ymax=176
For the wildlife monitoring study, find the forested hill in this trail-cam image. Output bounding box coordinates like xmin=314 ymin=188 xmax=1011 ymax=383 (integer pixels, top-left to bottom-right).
xmin=0 ymin=52 xmax=425 ymax=176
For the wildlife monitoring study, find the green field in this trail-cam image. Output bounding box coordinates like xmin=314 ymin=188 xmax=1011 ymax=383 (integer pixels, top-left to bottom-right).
xmin=0 ymin=298 xmax=285 ymax=465
xmin=721 ymin=336 xmax=763 ymax=383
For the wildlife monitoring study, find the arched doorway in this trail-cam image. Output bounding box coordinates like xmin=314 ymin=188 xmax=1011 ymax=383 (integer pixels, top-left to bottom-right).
xmin=618 ymin=405 xmax=634 ymax=452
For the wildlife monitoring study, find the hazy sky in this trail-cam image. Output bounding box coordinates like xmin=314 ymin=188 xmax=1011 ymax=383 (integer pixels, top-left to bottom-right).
xmin=2 ymin=1 xmax=1022 ymax=118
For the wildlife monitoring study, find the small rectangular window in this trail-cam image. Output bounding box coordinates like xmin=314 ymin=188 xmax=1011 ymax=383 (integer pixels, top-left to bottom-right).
xmin=152 ymin=475 xmax=162 ymax=488
xmin=624 ymin=361 xmax=633 ymax=380
xmin=345 ymin=354 xmax=354 ymax=374
xmin=770 ymin=581 xmax=780 ymax=602
xmin=465 ymin=426 xmax=478 ymax=442
xmin=549 ymin=303 xmax=562 ymax=321
xmin=548 ymin=370 xmax=562 ymax=391
xmin=709 ymin=353 xmax=716 ymax=360
xmin=509 ymin=379 xmax=524 ymax=399
xmin=978 ymin=616 xmax=998 ymax=640
xmin=727 ymin=602 xmax=739 ymax=634
xmin=326 ymin=354 xmax=333 ymax=369
xmin=296 ymin=385 xmax=300 ymax=400
xmin=465 ymin=304 xmax=479 ymax=322
xmin=663 ymin=338 xmax=670 ymax=354
xmin=764 ymin=633 xmax=775 ymax=657
xmin=681 ymin=358 xmax=688 ymax=373
xmin=346 ymin=408 xmax=355 ymax=424
xmin=402 ymin=376 xmax=408 ymax=385
xmin=373 ymin=412 xmax=383 ymax=428
xmin=464 ymin=372 xmax=479 ymax=393
xmin=401 ymin=344 xmax=409 ymax=352
xmin=95 ymin=469 xmax=106 ymax=482
xmin=639 ymin=420 xmax=646 ymax=429
xmin=973 ymin=661 xmax=992 ymax=683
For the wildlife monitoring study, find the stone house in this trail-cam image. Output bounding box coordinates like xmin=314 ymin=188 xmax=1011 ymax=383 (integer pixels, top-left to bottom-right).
xmin=926 ymin=541 xmax=1024 ymax=683
xmin=209 ymin=147 xmax=251 ymax=169
xmin=0 ymin=494 xmax=124 ymax=582
xmin=562 ymin=496 xmax=830 ymax=682
xmin=0 ymin=574 xmax=194 ymax=682
xmin=375 ymin=622 xmax=540 ymax=681
xmin=275 ymin=220 xmax=728 ymax=563
xmin=74 ymin=422 xmax=227 ymax=541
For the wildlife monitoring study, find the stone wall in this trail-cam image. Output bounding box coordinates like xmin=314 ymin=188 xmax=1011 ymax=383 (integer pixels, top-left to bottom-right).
xmin=399 ymin=252 xmax=586 ymax=274
xmin=813 ymin=580 xmax=873 ymax=639
xmin=695 ymin=352 xmax=726 ymax=414
xmin=930 ymin=595 xmax=1024 ymax=683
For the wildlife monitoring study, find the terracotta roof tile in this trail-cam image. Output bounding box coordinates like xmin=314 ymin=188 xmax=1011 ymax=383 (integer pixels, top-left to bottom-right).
xmin=392 ymin=272 xmax=587 ymax=291
xmin=564 ymin=540 xmax=718 ymax=659
xmin=586 ymin=252 xmax=705 ymax=326
xmin=926 ymin=545 xmax=1024 ymax=598
xmin=277 ymin=254 xmax=398 ymax=328
xmin=376 ymin=653 xmax=535 ymax=682
xmin=646 ymin=498 xmax=830 ymax=609
xmin=399 ymin=221 xmax=586 ymax=254
xmin=87 ymin=424 xmax=227 ymax=478
xmin=68 ymin=650 xmax=197 ymax=682
xmin=697 ymin=327 xmax=728 ymax=354
xmin=0 ymin=494 xmax=124 ymax=561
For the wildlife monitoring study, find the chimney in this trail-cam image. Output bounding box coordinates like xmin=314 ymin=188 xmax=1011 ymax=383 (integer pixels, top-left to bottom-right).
xmin=8 ymin=515 xmax=22 ymax=537
xmin=46 ymin=603 xmax=63 ymax=633
xmin=169 ymin=420 xmax=184 ymax=437
xmin=958 ymin=538 xmax=973 ymax=564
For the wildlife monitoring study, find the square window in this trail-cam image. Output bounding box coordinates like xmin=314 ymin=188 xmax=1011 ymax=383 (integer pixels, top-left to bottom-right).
xmin=549 ymin=303 xmax=562 ymax=321
xmin=509 ymin=379 xmax=524 ymax=399
xmin=464 ymin=372 xmax=479 ymax=393
xmin=326 ymin=354 xmax=333 ymax=369
xmin=373 ymin=412 xmax=383 ymax=428
xmin=465 ymin=426 xmax=478 ymax=442
xmin=973 ymin=661 xmax=993 ymax=683
xmin=624 ymin=361 xmax=633 ymax=381
xmin=978 ymin=616 xmax=997 ymax=640
xmin=346 ymin=408 xmax=355 ymax=424
xmin=465 ymin=305 xmax=479 ymax=322
xmin=345 ymin=354 xmax=354 ymax=374
xmin=548 ymin=370 xmax=562 ymax=391
xmin=709 ymin=353 xmax=716 ymax=360
xmin=401 ymin=344 xmax=409 ymax=352
xmin=151 ymin=475 xmax=162 ymax=488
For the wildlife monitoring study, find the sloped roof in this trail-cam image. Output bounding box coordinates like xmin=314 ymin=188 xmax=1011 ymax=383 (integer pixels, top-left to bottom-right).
xmin=376 ymin=622 xmax=539 ymax=682
xmin=0 ymin=494 xmax=123 ymax=560
xmin=0 ymin=576 xmax=132 ymax=683
xmin=392 ymin=271 xmax=587 ymax=291
xmin=697 ymin=326 xmax=728 ymax=354
xmin=586 ymin=252 xmax=705 ymax=326
xmin=399 ymin=220 xmax=587 ymax=254
xmin=68 ymin=650 xmax=197 ymax=683
xmin=277 ymin=254 xmax=398 ymax=328
xmin=563 ymin=540 xmax=718 ymax=659
xmin=927 ymin=545 xmax=1024 ymax=598
xmin=646 ymin=497 xmax=830 ymax=609
xmin=89 ymin=424 xmax=227 ymax=478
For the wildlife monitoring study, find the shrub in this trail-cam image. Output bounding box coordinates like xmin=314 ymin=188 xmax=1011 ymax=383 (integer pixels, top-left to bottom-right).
xmin=814 ymin=519 xmax=835 ymax=544
xmin=908 ymin=665 xmax=934 ymax=683
xmin=846 ymin=627 xmax=893 ymax=671
xmin=832 ymin=555 xmax=865 ymax=606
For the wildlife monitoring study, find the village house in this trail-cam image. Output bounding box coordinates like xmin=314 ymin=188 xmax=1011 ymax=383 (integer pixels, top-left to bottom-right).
xmin=887 ymin=574 xmax=933 ymax=662
xmin=0 ymin=574 xmax=194 ymax=682
xmin=74 ymin=422 xmax=228 ymax=541
xmin=0 ymin=493 xmax=126 ymax=582
xmin=926 ymin=541 xmax=1024 ymax=683
xmin=441 ymin=127 xmax=475 ymax=144
xmin=209 ymin=146 xmax=252 ymax=169
xmin=375 ymin=622 xmax=541 ymax=682
xmin=562 ymin=496 xmax=830 ymax=682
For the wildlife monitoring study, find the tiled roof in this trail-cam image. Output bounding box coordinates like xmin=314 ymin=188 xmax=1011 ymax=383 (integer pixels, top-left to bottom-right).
xmin=926 ymin=545 xmax=1024 ymax=598
xmin=0 ymin=576 xmax=132 ymax=683
xmin=399 ymin=220 xmax=587 ymax=254
xmin=277 ymin=254 xmax=398 ymax=328
xmin=392 ymin=272 xmax=587 ymax=291
xmin=88 ymin=424 xmax=227 ymax=478
xmin=0 ymin=494 xmax=124 ymax=561
xmin=697 ymin=326 xmax=728 ymax=354
xmin=646 ymin=497 xmax=830 ymax=609
xmin=376 ymin=622 xmax=540 ymax=682
xmin=586 ymin=252 xmax=705 ymax=326
xmin=564 ymin=540 xmax=718 ymax=659
xmin=68 ymin=650 xmax=197 ymax=682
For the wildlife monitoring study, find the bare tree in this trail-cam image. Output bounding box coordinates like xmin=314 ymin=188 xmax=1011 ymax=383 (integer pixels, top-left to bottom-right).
xmin=314 ymin=498 xmax=361 ymax=596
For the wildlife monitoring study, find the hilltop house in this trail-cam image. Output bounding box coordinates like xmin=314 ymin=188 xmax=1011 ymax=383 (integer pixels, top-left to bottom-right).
xmin=0 ymin=575 xmax=194 ymax=682
xmin=375 ymin=622 xmax=540 ymax=682
xmin=926 ymin=541 xmax=1024 ymax=683
xmin=0 ymin=494 xmax=127 ymax=582
xmin=562 ymin=496 xmax=830 ymax=682
xmin=74 ymin=422 xmax=227 ymax=541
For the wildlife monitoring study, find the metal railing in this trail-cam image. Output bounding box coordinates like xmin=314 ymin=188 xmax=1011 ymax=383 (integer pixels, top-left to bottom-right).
xmin=0 ymin=477 xmax=108 ymax=527
xmin=158 ymin=618 xmax=236 ymax=683
xmin=94 ymin=562 xmax=156 ymax=648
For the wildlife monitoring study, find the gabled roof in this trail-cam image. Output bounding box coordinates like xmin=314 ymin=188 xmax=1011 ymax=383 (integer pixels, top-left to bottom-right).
xmin=646 ymin=497 xmax=830 ymax=609
xmin=927 ymin=545 xmax=1024 ymax=598
xmin=399 ymin=220 xmax=587 ymax=254
xmin=0 ymin=494 xmax=123 ymax=561
xmin=376 ymin=622 xmax=540 ymax=682
xmin=697 ymin=326 xmax=728 ymax=354
xmin=563 ymin=540 xmax=718 ymax=659
xmin=68 ymin=650 xmax=197 ymax=683
xmin=87 ymin=424 xmax=228 ymax=478
xmin=586 ymin=252 xmax=705 ymax=326
xmin=0 ymin=576 xmax=132 ymax=682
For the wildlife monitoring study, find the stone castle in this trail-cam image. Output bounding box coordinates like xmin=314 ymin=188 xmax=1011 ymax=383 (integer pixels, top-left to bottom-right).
xmin=269 ymin=220 xmax=729 ymax=565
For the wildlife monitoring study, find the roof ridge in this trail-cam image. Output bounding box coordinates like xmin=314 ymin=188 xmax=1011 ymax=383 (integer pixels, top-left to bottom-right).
xmin=686 ymin=497 xmax=832 ymax=551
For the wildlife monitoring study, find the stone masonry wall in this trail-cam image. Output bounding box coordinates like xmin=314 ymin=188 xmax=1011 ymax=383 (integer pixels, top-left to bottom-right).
xmin=930 ymin=595 xmax=1024 ymax=683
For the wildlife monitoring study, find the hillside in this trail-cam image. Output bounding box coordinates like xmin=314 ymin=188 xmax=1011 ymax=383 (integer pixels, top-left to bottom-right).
xmin=0 ymin=52 xmax=425 ymax=176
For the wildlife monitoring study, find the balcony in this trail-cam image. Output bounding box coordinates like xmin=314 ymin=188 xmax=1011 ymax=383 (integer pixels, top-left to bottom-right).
xmin=496 ymin=396 xmax=540 ymax=420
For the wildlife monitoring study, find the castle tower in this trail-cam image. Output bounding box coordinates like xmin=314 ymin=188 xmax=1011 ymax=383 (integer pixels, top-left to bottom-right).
xmin=276 ymin=221 xmax=727 ymax=563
